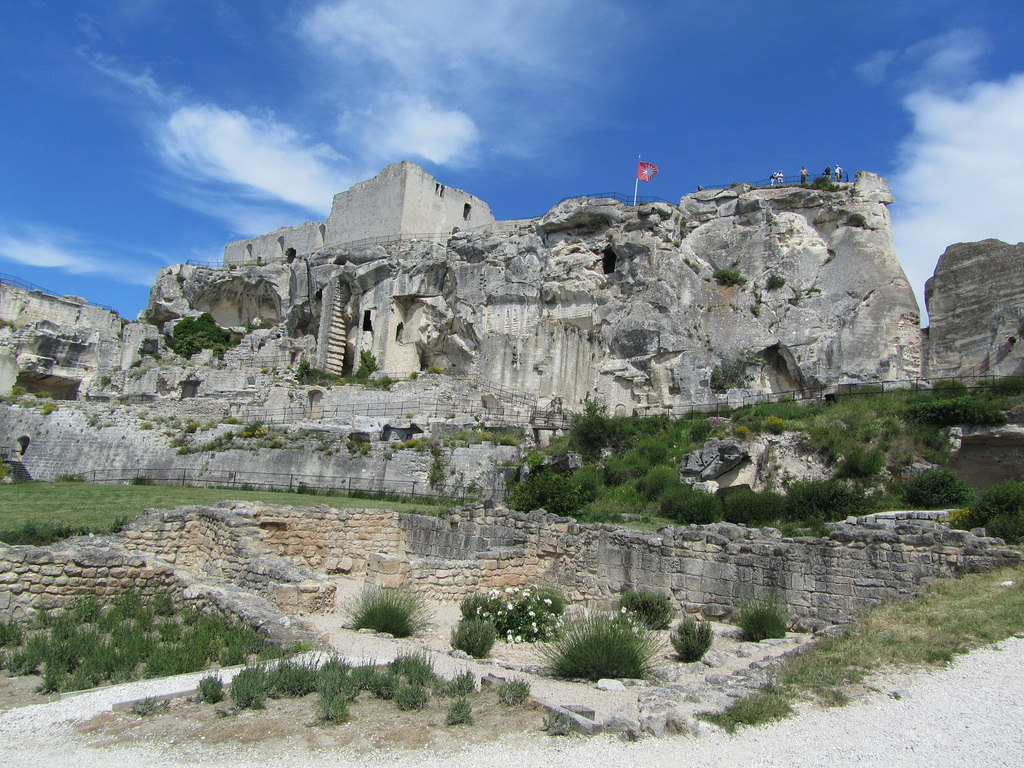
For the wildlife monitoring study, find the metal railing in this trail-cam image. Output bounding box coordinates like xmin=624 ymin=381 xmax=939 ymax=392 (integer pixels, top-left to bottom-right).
xmin=0 ymin=273 xmax=117 ymax=314
xmin=695 ymin=172 xmax=850 ymax=192
xmin=557 ymin=192 xmax=673 ymax=206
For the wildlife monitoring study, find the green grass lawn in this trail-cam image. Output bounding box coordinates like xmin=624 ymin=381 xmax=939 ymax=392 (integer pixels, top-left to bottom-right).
xmin=0 ymin=481 xmax=449 ymax=544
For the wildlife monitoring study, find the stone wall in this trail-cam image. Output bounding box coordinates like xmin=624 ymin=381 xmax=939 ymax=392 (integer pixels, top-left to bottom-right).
xmin=0 ymin=504 xmax=336 ymax=643
xmin=223 ymin=221 xmax=327 ymax=267
xmin=246 ymin=502 xmax=1022 ymax=622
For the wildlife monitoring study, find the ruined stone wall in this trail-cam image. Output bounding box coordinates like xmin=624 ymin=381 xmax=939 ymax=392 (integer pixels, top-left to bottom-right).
xmin=249 ymin=502 xmax=1021 ymax=621
xmin=0 ymin=540 xmax=184 ymax=623
xmin=223 ymin=221 xmax=327 ymax=267
xmin=0 ymin=283 xmax=121 ymax=333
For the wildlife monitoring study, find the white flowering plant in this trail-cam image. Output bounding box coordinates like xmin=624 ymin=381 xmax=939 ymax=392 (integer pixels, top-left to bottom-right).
xmin=467 ymin=586 xmax=565 ymax=644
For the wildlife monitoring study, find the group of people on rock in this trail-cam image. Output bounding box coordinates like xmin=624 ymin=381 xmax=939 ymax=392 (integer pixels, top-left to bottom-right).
xmin=771 ymin=165 xmax=845 ymax=186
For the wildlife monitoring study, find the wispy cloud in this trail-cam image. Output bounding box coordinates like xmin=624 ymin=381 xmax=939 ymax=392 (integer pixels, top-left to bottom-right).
xmin=301 ymin=0 xmax=628 ymax=162
xmin=158 ymin=104 xmax=356 ymax=214
xmin=0 ymin=228 xmax=158 ymax=286
xmin=890 ymin=71 xmax=1024 ymax=320
xmin=857 ymin=29 xmax=991 ymax=93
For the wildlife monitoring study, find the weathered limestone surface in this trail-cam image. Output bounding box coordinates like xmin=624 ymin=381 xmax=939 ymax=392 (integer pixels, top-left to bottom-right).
xmin=143 ymin=172 xmax=922 ymax=414
xmin=923 ymin=239 xmax=1024 ymax=378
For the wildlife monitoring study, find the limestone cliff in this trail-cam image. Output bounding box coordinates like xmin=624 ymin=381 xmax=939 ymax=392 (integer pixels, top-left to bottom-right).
xmin=145 ymin=172 xmax=921 ymax=413
xmin=923 ymin=239 xmax=1024 ymax=378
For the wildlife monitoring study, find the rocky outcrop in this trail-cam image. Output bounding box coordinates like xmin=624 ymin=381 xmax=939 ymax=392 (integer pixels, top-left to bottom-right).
xmin=923 ymin=239 xmax=1024 ymax=378
xmin=143 ymin=172 xmax=922 ymax=414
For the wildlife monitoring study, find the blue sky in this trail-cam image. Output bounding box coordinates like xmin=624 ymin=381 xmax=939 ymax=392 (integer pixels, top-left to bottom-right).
xmin=2 ymin=1 xmax=1023 ymax=322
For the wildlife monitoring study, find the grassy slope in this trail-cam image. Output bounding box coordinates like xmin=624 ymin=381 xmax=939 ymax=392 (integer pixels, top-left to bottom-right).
xmin=0 ymin=482 xmax=447 ymax=539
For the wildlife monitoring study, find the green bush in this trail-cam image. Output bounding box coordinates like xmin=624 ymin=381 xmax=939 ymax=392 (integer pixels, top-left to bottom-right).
xmin=713 ymin=268 xmax=746 ymax=287
xmin=388 ymin=652 xmax=437 ymax=687
xmin=446 ymin=697 xmax=474 ymax=725
xmin=353 ymin=350 xmax=379 ymax=379
xmin=786 ymin=479 xmax=868 ymax=521
xmin=367 ymin=670 xmax=399 ymax=700
xmin=497 ymin=676 xmax=531 ymax=706
xmin=671 ymin=617 xmax=714 ymax=662
xmin=318 ymin=689 xmax=351 ymax=722
xmin=635 ymin=465 xmax=679 ymax=501
xmin=230 ymin=666 xmax=268 ymax=709
xmin=905 ymin=397 xmax=1006 ymax=427
xmin=836 ymin=445 xmax=886 ymax=479
xmin=438 ymin=670 xmax=476 ymax=698
xmin=543 ymin=709 xmax=577 ymax=736
xmin=344 ymin=587 xmax=430 ymax=638
xmin=902 ymin=468 xmax=975 ymax=509
xmin=971 ymin=479 xmax=1024 ymax=543
xmin=540 ymin=611 xmax=660 ymax=681
xmin=394 ymin=683 xmax=430 ymax=711
xmin=168 ymin=312 xmax=236 ymax=359
xmin=735 ymin=597 xmax=788 ymax=642
xmin=660 ymin=485 xmax=722 ymax=524
xmin=467 ymin=586 xmax=564 ymax=643
xmin=450 ymin=618 xmax=496 ymax=659
xmin=766 ymin=273 xmax=786 ymax=291
xmin=196 ymin=674 xmax=224 ymax=704
xmin=722 ymin=489 xmax=787 ymax=527
xmin=0 ymin=620 xmax=23 ymax=648
xmin=506 ymin=465 xmax=583 ymax=516
xmin=266 ymin=659 xmax=318 ymax=698
xmin=568 ymin=395 xmax=613 ymax=461
xmin=618 ymin=589 xmax=673 ymax=630
xmin=459 ymin=592 xmax=490 ymax=621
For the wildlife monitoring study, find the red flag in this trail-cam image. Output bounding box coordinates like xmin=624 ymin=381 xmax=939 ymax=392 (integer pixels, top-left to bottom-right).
xmin=637 ymin=161 xmax=659 ymax=182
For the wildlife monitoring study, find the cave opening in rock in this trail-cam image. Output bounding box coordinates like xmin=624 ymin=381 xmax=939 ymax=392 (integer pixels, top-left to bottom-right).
xmin=363 ymin=310 xmax=373 ymax=332
xmin=603 ymin=247 xmax=617 ymax=275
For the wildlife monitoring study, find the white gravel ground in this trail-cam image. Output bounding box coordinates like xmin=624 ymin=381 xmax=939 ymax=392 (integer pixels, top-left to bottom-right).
xmin=2 ymin=637 xmax=1022 ymax=768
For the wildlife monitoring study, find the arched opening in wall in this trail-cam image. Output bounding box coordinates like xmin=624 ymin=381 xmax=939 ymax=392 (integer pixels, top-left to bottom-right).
xmin=614 ymin=403 xmax=627 ymax=416
xmin=395 ymin=322 xmax=404 ymax=342
xmin=276 ymin=236 xmax=285 ymax=260
xmin=180 ymin=380 xmax=200 ymax=399
xmin=362 ymin=310 xmax=373 ymax=332
xmin=602 ymin=247 xmax=617 ymax=275
xmin=318 ymin=224 xmax=326 ymax=245
xmin=245 ymin=243 xmax=253 ymax=261
xmin=16 ymin=436 xmax=29 ymax=455
xmin=315 ymin=288 xmax=323 ymax=303
xmin=285 ymin=247 xmax=297 ymax=264
xmin=463 ymin=203 xmax=471 ymax=220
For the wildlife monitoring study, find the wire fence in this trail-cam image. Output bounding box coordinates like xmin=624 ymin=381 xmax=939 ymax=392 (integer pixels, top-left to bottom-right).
xmin=696 ymin=172 xmax=850 ymax=192
xmin=0 ymin=273 xmax=117 ymax=314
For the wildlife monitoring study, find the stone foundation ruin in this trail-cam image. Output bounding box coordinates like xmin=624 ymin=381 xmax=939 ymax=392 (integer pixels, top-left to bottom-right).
xmin=3 ymin=502 xmax=1020 ymax=641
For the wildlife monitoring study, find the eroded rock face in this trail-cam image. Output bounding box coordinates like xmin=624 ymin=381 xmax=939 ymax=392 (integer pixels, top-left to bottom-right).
xmin=143 ymin=173 xmax=922 ymax=412
xmin=923 ymin=239 xmax=1024 ymax=378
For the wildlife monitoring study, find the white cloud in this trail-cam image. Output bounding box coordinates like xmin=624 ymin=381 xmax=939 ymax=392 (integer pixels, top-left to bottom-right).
xmin=0 ymin=230 xmax=156 ymax=286
xmin=159 ymin=104 xmax=355 ymax=215
xmin=370 ymin=96 xmax=479 ymax=165
xmin=890 ymin=73 xmax=1024 ymax=321
xmin=301 ymin=0 xmax=626 ymax=160
xmin=857 ymin=29 xmax=991 ymax=93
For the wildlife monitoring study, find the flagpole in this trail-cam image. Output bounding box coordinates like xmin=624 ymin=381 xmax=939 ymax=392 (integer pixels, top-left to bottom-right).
xmin=633 ymin=155 xmax=640 ymax=206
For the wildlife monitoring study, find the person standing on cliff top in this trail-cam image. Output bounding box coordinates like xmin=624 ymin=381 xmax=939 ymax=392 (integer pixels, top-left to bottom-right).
xmin=800 ymin=166 xmax=809 ymax=184
xmin=834 ymin=165 xmax=843 ymax=182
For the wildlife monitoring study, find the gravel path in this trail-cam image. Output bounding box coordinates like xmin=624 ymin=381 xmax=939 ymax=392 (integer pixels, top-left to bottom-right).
xmin=2 ymin=637 xmax=1022 ymax=767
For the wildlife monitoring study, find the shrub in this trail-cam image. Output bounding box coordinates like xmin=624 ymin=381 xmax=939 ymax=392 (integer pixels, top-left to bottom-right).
xmin=266 ymin=659 xmax=318 ymax=698
xmin=318 ymin=689 xmax=351 ymax=723
xmin=438 ymin=670 xmax=476 ymax=698
xmin=497 ymin=676 xmax=531 ymax=706
xmin=765 ymin=415 xmax=786 ymax=434
xmin=735 ymin=597 xmax=788 ymax=642
xmin=671 ymin=617 xmax=714 ymax=662
xmin=388 ymin=652 xmax=437 ymax=687
xmin=468 ymin=586 xmax=564 ymax=643
xmin=540 ymin=611 xmax=660 ymax=681
xmin=367 ymin=671 xmax=399 ymax=700
xmin=636 ymin=465 xmax=679 ymax=501
xmin=459 ymin=592 xmax=490 ymax=621
xmin=152 ymin=593 xmax=174 ymax=617
xmin=722 ymin=488 xmax=787 ymax=527
xmin=230 ymin=666 xmax=267 ymax=709
xmin=168 ymin=312 xmax=235 ymax=359
xmin=902 ymin=468 xmax=975 ymax=509
xmin=344 ymin=587 xmax=430 ymax=638
xmin=506 ymin=465 xmax=583 ymax=516
xmin=714 ymin=268 xmax=746 ymax=287
xmin=196 ymin=675 xmax=224 ymax=704
xmin=450 ymin=618 xmax=496 ymax=658
xmin=41 ymin=402 xmax=56 ymax=415
xmin=786 ymin=479 xmax=868 ymax=521
xmin=766 ymin=273 xmax=786 ymax=291
xmin=568 ymin=394 xmax=612 ymax=461
xmin=543 ymin=710 xmax=577 ymax=736
xmin=970 ymin=479 xmax=1024 ymax=543
xmin=353 ymin=350 xmax=379 ymax=379
xmin=618 ymin=589 xmax=673 ymax=630
xmin=446 ymin=697 xmax=474 ymax=725
xmin=836 ymin=446 xmax=886 ymax=479
xmin=394 ymin=683 xmax=430 ymax=711
xmin=905 ymin=397 xmax=1006 ymax=427
xmin=660 ymin=485 xmax=723 ymax=525
xmin=0 ymin=620 xmax=24 ymax=648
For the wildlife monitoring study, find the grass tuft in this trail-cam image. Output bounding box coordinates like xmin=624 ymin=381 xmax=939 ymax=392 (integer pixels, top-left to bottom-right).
xmin=344 ymin=587 xmax=431 ymax=638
